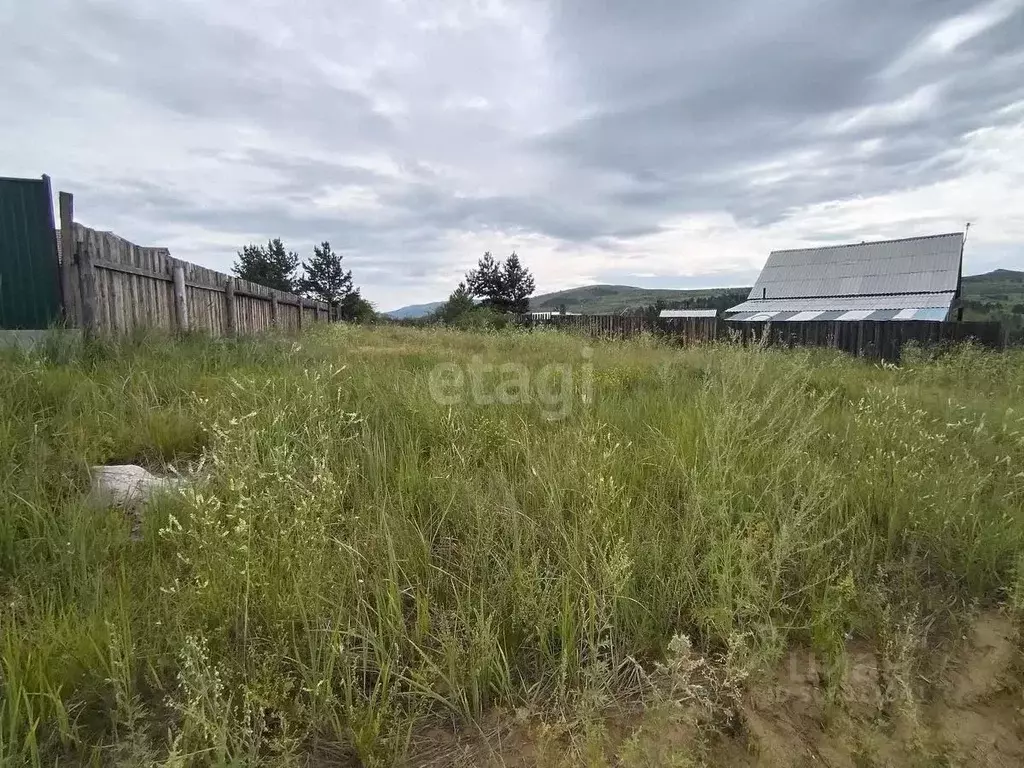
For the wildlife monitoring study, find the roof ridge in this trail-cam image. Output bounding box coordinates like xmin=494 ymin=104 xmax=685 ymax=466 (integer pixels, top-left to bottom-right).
xmin=769 ymin=232 xmax=963 ymax=255
xmin=747 ymin=290 xmax=956 ymax=300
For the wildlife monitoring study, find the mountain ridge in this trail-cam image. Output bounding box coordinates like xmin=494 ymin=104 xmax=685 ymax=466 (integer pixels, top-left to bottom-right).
xmin=384 ymin=269 xmax=1024 ymax=318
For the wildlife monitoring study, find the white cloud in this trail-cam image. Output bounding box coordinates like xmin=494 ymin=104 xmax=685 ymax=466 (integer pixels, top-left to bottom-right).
xmin=825 ymin=83 xmax=944 ymax=134
xmin=886 ymin=0 xmax=1024 ymax=75
xmin=919 ymin=0 xmax=1022 ymax=54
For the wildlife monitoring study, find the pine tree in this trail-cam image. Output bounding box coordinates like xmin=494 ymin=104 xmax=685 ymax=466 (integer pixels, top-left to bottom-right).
xmin=465 ymin=252 xmax=504 ymax=307
xmin=464 ymin=251 xmax=535 ymax=313
xmin=233 ymin=238 xmax=299 ymax=292
xmin=337 ymin=287 xmax=376 ymax=322
xmin=298 ymin=241 xmax=353 ymax=309
xmin=436 ymin=281 xmax=477 ymax=324
xmin=500 ymin=252 xmax=535 ymax=314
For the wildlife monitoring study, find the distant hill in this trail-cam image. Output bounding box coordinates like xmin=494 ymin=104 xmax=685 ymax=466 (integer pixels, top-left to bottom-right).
xmin=529 ymin=284 xmax=750 ymax=314
xmin=961 ymin=269 xmax=1024 ymax=301
xmin=960 ymin=269 xmax=1024 ymax=338
xmin=386 ymin=269 xmax=1024 ymax=326
xmin=385 ymin=301 xmax=443 ymax=319
xmin=529 ymin=270 xmax=1024 ymax=316
xmin=385 ymin=286 xmax=745 ymax=318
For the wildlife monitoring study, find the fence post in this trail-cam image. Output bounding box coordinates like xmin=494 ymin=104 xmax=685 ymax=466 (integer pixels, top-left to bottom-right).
xmin=78 ymin=238 xmax=99 ymax=339
xmin=172 ymin=264 xmax=189 ymax=332
xmin=224 ymin=277 xmax=236 ymax=336
xmin=57 ymin=190 xmax=79 ymax=326
xmin=271 ymin=294 xmax=280 ymax=328
xmin=297 ymin=298 xmax=304 ymax=331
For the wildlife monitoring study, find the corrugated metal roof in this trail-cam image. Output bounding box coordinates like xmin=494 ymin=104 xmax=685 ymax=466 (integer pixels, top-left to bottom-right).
xmin=746 ymin=233 xmax=963 ymax=301
xmin=728 ymin=307 xmax=951 ymax=322
xmin=725 ymin=292 xmax=955 ymax=314
xmin=659 ymin=309 xmax=718 ymax=318
xmin=835 ymin=310 xmax=874 ymax=321
xmin=912 ymin=308 xmax=950 ymax=321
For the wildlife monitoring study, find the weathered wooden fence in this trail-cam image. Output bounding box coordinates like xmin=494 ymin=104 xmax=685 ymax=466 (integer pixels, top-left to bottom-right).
xmin=522 ymin=313 xmax=653 ymax=337
xmin=656 ymin=315 xmax=721 ymax=344
xmin=520 ymin=313 xmax=1006 ymax=361
xmin=727 ymin=319 xmax=1005 ymax=361
xmin=59 ymin=193 xmax=329 ymax=337
xmin=521 ymin=313 xmax=720 ymax=342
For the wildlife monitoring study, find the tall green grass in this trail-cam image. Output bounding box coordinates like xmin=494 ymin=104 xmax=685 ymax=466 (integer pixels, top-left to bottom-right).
xmin=1 ymin=326 xmax=1022 ymax=765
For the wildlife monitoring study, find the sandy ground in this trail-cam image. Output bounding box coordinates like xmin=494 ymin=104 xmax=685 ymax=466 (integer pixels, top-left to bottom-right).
xmin=405 ymin=612 xmax=1023 ymax=767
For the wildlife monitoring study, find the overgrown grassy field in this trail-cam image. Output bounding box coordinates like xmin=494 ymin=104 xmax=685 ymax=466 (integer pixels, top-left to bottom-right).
xmin=2 ymin=326 xmax=1023 ymax=766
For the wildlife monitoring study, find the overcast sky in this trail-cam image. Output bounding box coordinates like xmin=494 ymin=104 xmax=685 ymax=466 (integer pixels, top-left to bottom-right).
xmin=3 ymin=0 xmax=1023 ymax=309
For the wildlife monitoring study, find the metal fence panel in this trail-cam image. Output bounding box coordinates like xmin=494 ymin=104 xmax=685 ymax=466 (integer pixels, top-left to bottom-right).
xmin=0 ymin=176 xmax=61 ymax=329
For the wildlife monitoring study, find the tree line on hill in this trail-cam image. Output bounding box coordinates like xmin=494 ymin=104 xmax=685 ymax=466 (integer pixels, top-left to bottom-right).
xmin=625 ymin=289 xmax=751 ymax=320
xmin=961 ymin=298 xmax=1024 ymax=342
xmin=962 ymin=298 xmax=1024 ymax=315
xmin=232 ymin=239 xmax=375 ymax=322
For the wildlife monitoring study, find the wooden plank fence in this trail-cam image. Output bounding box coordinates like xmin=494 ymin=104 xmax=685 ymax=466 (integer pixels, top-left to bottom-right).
xmin=59 ymin=193 xmax=330 ymax=338
xmin=727 ymin=319 xmax=1005 ymax=361
xmin=520 ymin=314 xmax=1006 ymax=361
xmin=520 ymin=314 xmax=719 ymax=343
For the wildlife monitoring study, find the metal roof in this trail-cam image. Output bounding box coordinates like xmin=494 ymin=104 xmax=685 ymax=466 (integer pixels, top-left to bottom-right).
xmin=725 ymin=292 xmax=955 ymax=314
xmin=659 ymin=309 xmax=718 ymax=318
xmin=745 ymin=233 xmax=963 ymax=301
xmin=728 ymin=307 xmax=951 ymax=322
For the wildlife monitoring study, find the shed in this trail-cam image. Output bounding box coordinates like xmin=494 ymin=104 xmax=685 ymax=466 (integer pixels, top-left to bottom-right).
xmin=726 ymin=233 xmax=964 ymax=322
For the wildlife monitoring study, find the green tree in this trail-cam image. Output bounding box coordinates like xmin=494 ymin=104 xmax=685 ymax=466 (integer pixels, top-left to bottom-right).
xmin=233 ymin=238 xmax=299 ymax=292
xmin=435 ymin=281 xmax=477 ymax=324
xmin=298 ymin=241 xmax=353 ymax=310
xmin=464 ymin=252 xmax=536 ymax=313
xmin=337 ymin=288 xmax=376 ymax=323
xmin=465 ymin=252 xmax=504 ymax=307
xmin=640 ymin=297 xmax=666 ymax=322
xmin=500 ymin=252 xmax=535 ymax=314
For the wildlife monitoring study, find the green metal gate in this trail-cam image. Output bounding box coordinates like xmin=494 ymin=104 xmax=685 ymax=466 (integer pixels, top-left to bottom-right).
xmin=0 ymin=176 xmax=62 ymax=329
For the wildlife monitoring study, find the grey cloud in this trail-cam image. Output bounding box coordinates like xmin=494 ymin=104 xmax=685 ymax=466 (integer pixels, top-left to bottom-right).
xmin=538 ymin=0 xmax=1024 ymax=233
xmin=8 ymin=1 xmax=395 ymax=151
xmin=548 ymin=0 xmax=962 ymax=111
xmin=72 ymin=171 xmax=485 ymax=295
xmin=966 ymin=5 xmax=1024 ymax=57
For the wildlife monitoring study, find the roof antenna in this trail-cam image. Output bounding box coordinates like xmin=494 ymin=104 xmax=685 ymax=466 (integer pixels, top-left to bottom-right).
xmin=964 ymin=222 xmax=971 ymax=246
